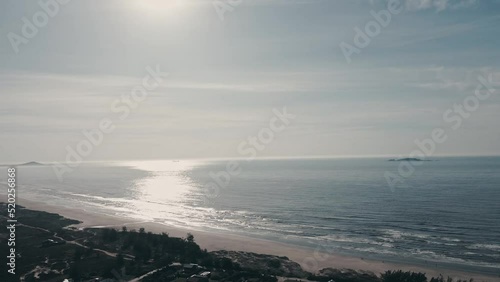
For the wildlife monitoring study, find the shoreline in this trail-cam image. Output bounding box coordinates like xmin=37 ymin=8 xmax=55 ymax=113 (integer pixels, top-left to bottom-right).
xmin=4 ymin=196 xmax=499 ymax=282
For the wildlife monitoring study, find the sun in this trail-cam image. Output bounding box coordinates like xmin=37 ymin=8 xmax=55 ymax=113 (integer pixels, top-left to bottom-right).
xmin=133 ymin=0 xmax=190 ymax=17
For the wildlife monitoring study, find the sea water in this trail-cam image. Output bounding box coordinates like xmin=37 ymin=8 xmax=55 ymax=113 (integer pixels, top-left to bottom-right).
xmin=1 ymin=157 xmax=499 ymax=275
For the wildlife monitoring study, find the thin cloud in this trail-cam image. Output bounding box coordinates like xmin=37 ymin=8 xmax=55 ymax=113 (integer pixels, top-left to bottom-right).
xmin=403 ymin=0 xmax=477 ymax=11
xmin=379 ymin=15 xmax=500 ymax=48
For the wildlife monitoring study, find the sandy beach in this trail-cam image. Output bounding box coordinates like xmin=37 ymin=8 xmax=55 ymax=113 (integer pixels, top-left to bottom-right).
xmin=3 ymin=195 xmax=499 ymax=282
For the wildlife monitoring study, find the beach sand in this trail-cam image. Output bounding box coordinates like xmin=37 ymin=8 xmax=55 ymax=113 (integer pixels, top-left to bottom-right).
xmin=3 ymin=195 xmax=499 ymax=282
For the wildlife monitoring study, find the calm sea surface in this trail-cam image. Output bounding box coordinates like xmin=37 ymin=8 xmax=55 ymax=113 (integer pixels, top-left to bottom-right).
xmin=1 ymin=157 xmax=499 ymax=274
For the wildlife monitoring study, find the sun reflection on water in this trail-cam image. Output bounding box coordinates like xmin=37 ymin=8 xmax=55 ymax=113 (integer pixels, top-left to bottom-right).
xmin=118 ymin=160 xmax=201 ymax=222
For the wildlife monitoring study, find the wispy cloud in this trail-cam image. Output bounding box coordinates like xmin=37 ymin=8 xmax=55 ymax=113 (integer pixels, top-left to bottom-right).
xmin=403 ymin=0 xmax=477 ymax=11
xmin=409 ymin=66 xmax=500 ymax=92
xmin=378 ymin=15 xmax=500 ymax=48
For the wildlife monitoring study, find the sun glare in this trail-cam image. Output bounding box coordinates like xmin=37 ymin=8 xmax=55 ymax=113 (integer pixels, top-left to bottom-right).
xmin=133 ymin=0 xmax=190 ymax=17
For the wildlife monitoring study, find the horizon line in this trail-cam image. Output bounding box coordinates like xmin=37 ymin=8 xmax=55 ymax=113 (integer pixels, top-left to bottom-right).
xmin=3 ymin=153 xmax=500 ymax=166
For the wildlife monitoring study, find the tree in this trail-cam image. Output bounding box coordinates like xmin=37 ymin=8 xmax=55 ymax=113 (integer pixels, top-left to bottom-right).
xmin=73 ymin=248 xmax=84 ymax=261
xmin=116 ymin=253 xmax=125 ymax=268
xmin=267 ymin=259 xmax=281 ymax=269
xmin=186 ymin=233 xmax=195 ymax=243
xmin=69 ymin=262 xmax=81 ymax=281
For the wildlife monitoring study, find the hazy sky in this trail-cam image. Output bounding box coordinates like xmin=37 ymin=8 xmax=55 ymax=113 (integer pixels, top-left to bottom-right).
xmin=1 ymin=0 xmax=500 ymax=163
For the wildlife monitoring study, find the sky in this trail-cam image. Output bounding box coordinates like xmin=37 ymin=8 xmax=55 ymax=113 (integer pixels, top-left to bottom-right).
xmin=1 ymin=0 xmax=500 ymax=163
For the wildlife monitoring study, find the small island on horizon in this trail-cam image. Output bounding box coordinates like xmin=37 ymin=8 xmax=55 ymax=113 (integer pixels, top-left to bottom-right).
xmin=388 ymin=158 xmax=433 ymax=162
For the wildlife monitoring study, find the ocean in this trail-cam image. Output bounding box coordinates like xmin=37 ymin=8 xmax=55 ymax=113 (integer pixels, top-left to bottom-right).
xmin=2 ymin=157 xmax=500 ymax=275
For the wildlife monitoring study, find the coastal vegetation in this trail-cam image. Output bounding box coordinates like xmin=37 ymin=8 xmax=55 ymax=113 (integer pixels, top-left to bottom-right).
xmin=0 ymin=203 xmax=479 ymax=282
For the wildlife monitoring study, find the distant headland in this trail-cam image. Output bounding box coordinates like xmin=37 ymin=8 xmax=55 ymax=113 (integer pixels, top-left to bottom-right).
xmin=19 ymin=161 xmax=45 ymax=166
xmin=0 ymin=161 xmax=45 ymax=167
